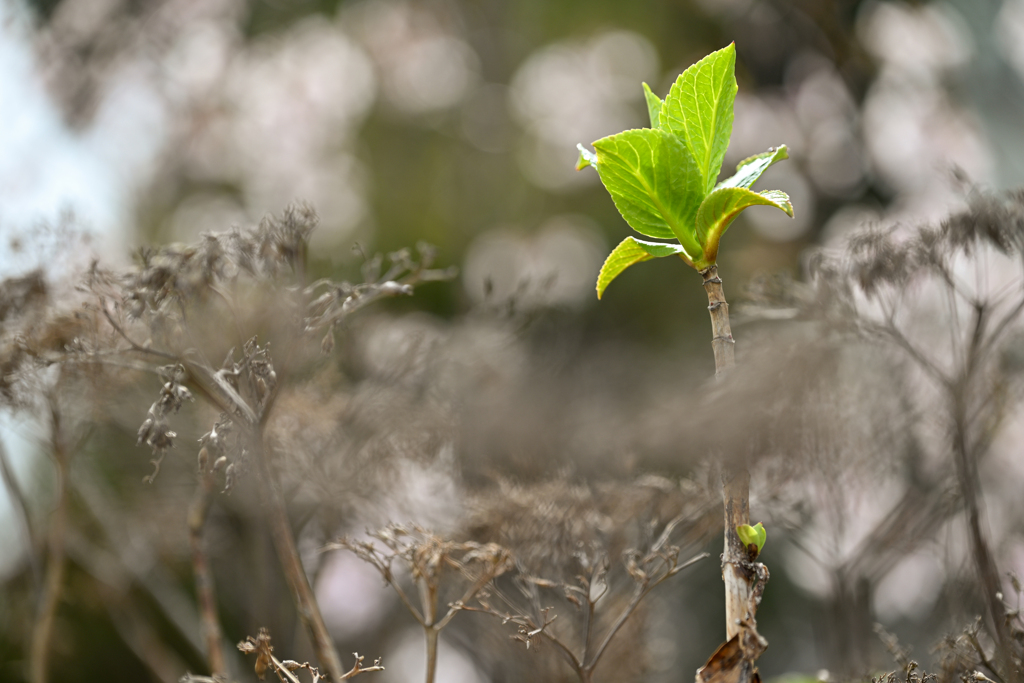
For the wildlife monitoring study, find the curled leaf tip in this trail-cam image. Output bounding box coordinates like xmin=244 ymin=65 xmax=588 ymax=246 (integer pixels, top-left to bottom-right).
xmin=576 ymin=144 xmax=598 ymax=171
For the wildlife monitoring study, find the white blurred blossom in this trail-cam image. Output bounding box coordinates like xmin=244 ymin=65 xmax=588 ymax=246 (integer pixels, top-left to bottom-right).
xmin=855 ymin=2 xmax=990 ymax=212
xmin=346 ymin=0 xmax=480 ymax=115
xmin=857 ymin=1 xmax=973 ymax=79
xmin=510 ymin=30 xmax=658 ymax=191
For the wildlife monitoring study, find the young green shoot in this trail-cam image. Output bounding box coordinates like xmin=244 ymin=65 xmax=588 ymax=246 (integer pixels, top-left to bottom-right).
xmin=577 ymin=43 xmax=790 ymax=680
xmin=576 ymin=43 xmax=793 ymax=297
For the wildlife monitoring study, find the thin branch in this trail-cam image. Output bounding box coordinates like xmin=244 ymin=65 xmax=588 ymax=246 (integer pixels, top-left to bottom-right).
xmin=585 ymin=551 xmax=708 ymax=673
xmin=672 ymin=551 xmax=712 ymax=575
xmin=584 ymin=582 xmax=646 ymax=674
xmin=435 ymin=565 xmax=503 ymax=629
xmin=102 ymin=298 xmax=258 ymax=428
xmin=304 ymin=265 xmax=456 ymax=334
xmin=390 ymin=575 xmax=427 ymax=626
xmin=473 ymin=583 xmax=583 ymax=673
xmin=99 ymin=300 xmax=178 ymax=362
xmin=978 ymin=292 xmax=1024 ymax=362
xmin=188 ymin=469 xmax=226 ymax=675
xmin=862 ymin=320 xmax=952 ymax=387
xmin=339 ymin=652 xmax=386 ymax=680
xmin=182 ymin=357 xmax=258 ymax=427
xmin=271 ymin=654 xmax=303 ymax=683
xmin=582 ymin=587 xmax=596 ymax=668
xmin=967 ymin=628 xmax=1006 ymax=683
xmin=254 ymin=433 xmax=345 ymax=681
xmin=651 ymin=513 xmax=688 ymax=554
xmin=952 ymin=305 xmax=1013 ymax=679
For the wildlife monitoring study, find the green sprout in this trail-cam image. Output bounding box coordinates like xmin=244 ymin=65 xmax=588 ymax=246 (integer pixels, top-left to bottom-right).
xmin=736 ymin=522 xmax=767 ymax=557
xmin=576 ymin=43 xmax=793 ymax=298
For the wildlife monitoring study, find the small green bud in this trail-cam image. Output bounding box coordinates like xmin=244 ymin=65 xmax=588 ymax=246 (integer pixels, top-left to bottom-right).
xmin=736 ymin=522 xmax=767 ymax=557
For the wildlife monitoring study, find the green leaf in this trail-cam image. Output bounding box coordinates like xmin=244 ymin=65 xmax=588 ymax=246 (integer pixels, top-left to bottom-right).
xmin=576 ymin=144 xmax=598 ymax=171
xmin=596 ymin=236 xmax=690 ymax=299
xmin=592 ymin=127 xmax=704 ymax=256
xmin=694 ymin=187 xmax=793 ymax=267
xmin=736 ymin=522 xmax=767 ymax=555
xmin=642 ymin=82 xmax=663 ymax=129
xmin=716 ymin=145 xmax=789 ymax=191
xmin=661 ymin=43 xmax=738 ymax=194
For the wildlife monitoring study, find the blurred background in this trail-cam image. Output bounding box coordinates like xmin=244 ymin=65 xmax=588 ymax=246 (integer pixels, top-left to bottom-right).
xmin=3 ymin=0 xmax=1024 ymax=681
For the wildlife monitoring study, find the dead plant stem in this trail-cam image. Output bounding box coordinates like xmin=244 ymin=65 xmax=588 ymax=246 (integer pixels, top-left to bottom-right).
xmin=188 ymin=468 xmax=226 ymax=675
xmin=424 ymin=626 xmax=439 ymax=683
xmin=956 ymin=305 xmax=1015 ymax=681
xmin=255 ymin=433 xmax=345 ymax=681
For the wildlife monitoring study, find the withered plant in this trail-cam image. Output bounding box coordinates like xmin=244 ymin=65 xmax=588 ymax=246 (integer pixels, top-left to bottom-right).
xmin=698 ymin=189 xmax=1024 ymax=681
xmin=1 ymin=204 xmax=455 ymax=682
xmin=458 ymin=478 xmax=715 ymax=683
xmin=329 ymin=525 xmax=513 ymax=683
xmin=804 ymin=190 xmax=1024 ymax=683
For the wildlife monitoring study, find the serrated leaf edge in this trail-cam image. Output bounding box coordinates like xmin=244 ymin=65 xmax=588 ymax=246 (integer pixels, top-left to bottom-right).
xmin=661 ymin=43 xmax=737 ymax=194
xmin=714 ymin=144 xmax=789 ymax=191
xmin=592 ymin=128 xmax=704 ymax=251
xmin=596 ymin=236 xmax=690 ymax=299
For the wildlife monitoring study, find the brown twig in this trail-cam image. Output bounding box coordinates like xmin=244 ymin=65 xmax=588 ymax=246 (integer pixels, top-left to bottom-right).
xmin=330 ymin=527 xmax=511 ymax=683
xmin=238 ymin=628 xmax=384 ymax=682
xmin=966 ymin=621 xmax=1006 ymax=683
xmin=188 ymin=465 xmax=226 ymax=675
xmin=463 ymin=527 xmax=705 ymax=683
xmin=953 ymin=303 xmax=1014 ymax=681
xmin=254 ymin=433 xmax=346 ymax=681
xmin=586 ymin=550 xmax=708 ymax=673
xmin=99 ymin=299 xmax=179 ymax=362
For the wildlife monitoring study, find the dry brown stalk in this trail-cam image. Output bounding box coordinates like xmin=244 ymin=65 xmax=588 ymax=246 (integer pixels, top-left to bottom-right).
xmin=188 ymin=461 xmax=226 ymax=675
xmin=251 ymin=428 xmax=347 ymax=681
xmin=330 ymin=525 xmax=513 ymax=683
xmin=459 ymin=514 xmax=705 ymax=683
xmin=238 ymin=627 xmax=384 ymax=682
